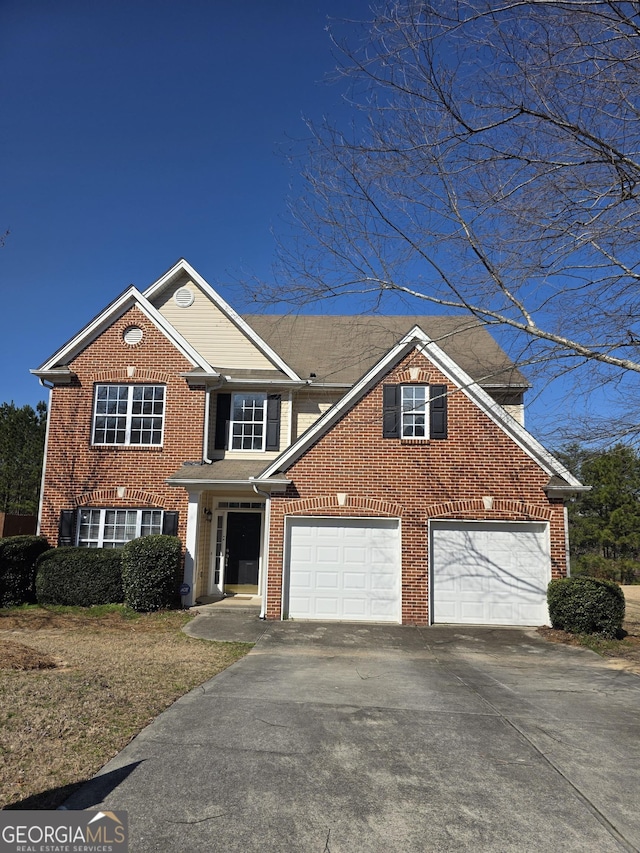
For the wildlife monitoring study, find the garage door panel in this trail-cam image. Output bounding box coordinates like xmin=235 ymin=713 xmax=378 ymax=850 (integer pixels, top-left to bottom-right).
xmin=344 ymin=546 xmax=367 ymax=564
xmin=315 ymin=598 xmax=340 ymax=617
xmin=432 ymin=521 xmax=550 ymax=626
xmin=371 ymin=572 xmax=395 ymax=590
xmin=316 ymin=572 xmax=339 ymax=590
xmin=343 ymin=572 xmax=367 ymax=591
xmin=287 ymin=518 xmax=400 ymax=622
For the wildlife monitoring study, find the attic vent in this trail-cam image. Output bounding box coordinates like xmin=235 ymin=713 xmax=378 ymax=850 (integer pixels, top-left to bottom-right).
xmin=174 ymin=286 xmax=195 ymax=308
xmin=123 ymin=326 xmax=143 ymax=345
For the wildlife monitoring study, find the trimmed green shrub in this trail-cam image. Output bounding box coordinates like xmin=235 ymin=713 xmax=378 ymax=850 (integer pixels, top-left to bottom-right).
xmin=121 ymin=535 xmax=182 ymax=612
xmin=0 ymin=536 xmax=51 ymax=607
xmin=35 ymin=548 xmax=124 ymax=606
xmin=547 ymin=576 xmax=625 ymax=638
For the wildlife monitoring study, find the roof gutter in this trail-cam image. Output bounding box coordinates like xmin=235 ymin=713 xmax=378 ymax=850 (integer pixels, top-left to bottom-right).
xmin=166 ymin=477 xmax=290 ymax=490
xmin=30 ymin=368 xmax=75 ymax=385
xmin=180 ymin=372 xmax=308 ymax=389
xmin=544 ymin=483 xmax=591 ymax=499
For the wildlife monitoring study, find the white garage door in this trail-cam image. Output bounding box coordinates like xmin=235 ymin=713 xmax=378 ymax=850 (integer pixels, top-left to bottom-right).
xmin=286 ymin=517 xmax=401 ymax=622
xmin=430 ymin=521 xmax=550 ymax=626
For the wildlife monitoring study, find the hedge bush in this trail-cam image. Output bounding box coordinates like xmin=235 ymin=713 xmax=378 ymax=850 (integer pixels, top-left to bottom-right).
xmin=121 ymin=535 xmax=182 ymax=612
xmin=547 ymin=576 xmax=625 ymax=638
xmin=0 ymin=536 xmax=51 ymax=607
xmin=35 ymin=547 xmax=124 ymax=606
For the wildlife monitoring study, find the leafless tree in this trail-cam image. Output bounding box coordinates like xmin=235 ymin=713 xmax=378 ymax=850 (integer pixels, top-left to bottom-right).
xmin=253 ymin=1 xmax=640 ymax=441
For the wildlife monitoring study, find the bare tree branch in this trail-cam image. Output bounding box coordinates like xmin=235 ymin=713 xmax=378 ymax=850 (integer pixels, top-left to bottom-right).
xmin=243 ymin=1 xmax=640 ymax=439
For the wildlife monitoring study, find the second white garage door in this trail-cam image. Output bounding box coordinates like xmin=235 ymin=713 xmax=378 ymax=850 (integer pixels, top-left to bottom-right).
xmin=430 ymin=520 xmax=551 ymax=626
xmin=286 ymin=517 xmax=401 ymax=622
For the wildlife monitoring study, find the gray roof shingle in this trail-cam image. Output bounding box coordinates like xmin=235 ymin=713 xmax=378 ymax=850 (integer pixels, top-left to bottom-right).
xmin=244 ymin=315 xmax=527 ymax=387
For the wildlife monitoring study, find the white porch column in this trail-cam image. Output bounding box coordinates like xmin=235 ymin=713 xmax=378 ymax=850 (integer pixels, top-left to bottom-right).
xmin=182 ymin=490 xmax=201 ymax=607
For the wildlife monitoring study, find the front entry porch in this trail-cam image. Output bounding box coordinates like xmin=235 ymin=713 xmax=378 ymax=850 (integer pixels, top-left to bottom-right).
xmin=170 ymin=461 xmax=290 ymax=610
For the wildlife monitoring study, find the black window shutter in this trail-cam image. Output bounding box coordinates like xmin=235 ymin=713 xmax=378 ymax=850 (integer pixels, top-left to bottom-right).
xmin=383 ymin=385 xmax=401 ymax=438
xmin=214 ymin=393 xmax=231 ymax=450
xmin=162 ymin=511 xmax=179 ymax=537
xmin=430 ymin=384 xmax=448 ymax=439
xmin=58 ymin=509 xmax=76 ymax=546
xmin=266 ymin=394 xmax=281 ymax=451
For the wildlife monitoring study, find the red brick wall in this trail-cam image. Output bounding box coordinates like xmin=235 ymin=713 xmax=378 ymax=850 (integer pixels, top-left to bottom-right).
xmin=266 ymin=351 xmax=567 ymax=624
xmin=39 ymin=306 xmax=205 ymax=546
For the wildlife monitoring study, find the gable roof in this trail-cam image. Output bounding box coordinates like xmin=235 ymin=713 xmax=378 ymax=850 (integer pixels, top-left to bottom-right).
xmin=144 ymin=259 xmax=301 ymax=381
xmin=245 ymin=315 xmax=528 ymax=388
xmin=257 ymin=325 xmax=583 ymax=488
xmin=32 ymin=286 xmax=213 ymax=375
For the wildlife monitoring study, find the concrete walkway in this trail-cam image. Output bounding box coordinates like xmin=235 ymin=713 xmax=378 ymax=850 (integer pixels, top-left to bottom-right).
xmin=65 ymin=616 xmax=640 ymax=852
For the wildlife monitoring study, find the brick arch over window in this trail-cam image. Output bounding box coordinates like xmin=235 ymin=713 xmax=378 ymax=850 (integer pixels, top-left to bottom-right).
xmin=92 ymin=369 xmax=172 ymax=384
xmin=74 ymin=488 xmax=165 ymax=508
xmin=424 ymin=499 xmax=553 ymax=522
xmin=280 ymin=495 xmax=404 ymax=517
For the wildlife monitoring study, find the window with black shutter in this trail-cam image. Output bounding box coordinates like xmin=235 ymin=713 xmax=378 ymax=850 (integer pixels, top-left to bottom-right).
xmin=382 ymin=383 xmax=448 ymax=440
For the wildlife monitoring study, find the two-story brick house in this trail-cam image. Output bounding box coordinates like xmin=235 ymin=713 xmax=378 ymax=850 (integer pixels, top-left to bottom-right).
xmin=33 ymin=259 xmax=585 ymax=626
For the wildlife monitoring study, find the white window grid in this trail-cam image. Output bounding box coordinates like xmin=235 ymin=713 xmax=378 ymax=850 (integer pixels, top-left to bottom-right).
xmin=77 ymin=508 xmax=163 ymax=548
xmin=401 ymin=386 xmax=429 ymax=439
xmin=92 ymin=384 xmax=165 ymax=446
xmin=229 ymin=392 xmax=266 ymax=451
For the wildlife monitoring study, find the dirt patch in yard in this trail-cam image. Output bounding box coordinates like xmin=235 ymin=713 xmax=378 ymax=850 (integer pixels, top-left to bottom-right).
xmin=538 ymin=585 xmax=640 ymax=676
xmin=0 ymin=607 xmax=251 ymax=810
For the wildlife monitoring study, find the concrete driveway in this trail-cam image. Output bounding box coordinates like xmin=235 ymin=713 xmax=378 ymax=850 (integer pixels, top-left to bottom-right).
xmin=65 ymin=620 xmax=640 ymax=852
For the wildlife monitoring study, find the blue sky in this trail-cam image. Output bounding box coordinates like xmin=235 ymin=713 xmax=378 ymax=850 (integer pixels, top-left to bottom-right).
xmin=1 ymin=0 xmax=589 ymax=445
xmin=2 ymin=1 xmax=362 ymax=401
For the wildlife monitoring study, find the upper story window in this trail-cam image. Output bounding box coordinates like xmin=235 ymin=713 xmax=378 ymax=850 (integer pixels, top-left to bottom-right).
xmin=214 ymin=392 xmax=281 ymax=453
xmin=230 ymin=392 xmax=266 ymax=450
xmin=92 ymin=384 xmax=165 ymax=446
xmin=401 ymin=385 xmax=428 ymax=438
xmin=383 ymin=384 xmax=448 ymax=440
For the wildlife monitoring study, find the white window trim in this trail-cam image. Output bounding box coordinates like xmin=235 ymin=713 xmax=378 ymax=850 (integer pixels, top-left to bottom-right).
xmin=229 ymin=391 xmax=267 ymax=452
xmin=92 ymin=384 xmax=166 ymax=447
xmin=401 ymin=385 xmax=429 ymax=440
xmin=77 ymin=508 xmax=164 ymax=548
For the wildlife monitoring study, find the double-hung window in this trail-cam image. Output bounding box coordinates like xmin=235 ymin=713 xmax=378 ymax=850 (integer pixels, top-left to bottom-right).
xmin=77 ymin=508 xmax=163 ymax=548
xmin=92 ymin=384 xmax=165 ymax=446
xmin=230 ymin=392 xmax=267 ymax=450
xmin=213 ymin=392 xmax=281 ymax=452
xmin=383 ymin=384 xmax=448 ymax=440
xmin=401 ymin=386 xmax=428 ymax=438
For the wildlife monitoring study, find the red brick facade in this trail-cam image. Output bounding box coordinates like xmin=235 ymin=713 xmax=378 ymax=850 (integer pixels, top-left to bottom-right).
xmin=39 ymin=305 xmax=205 ymax=546
xmin=265 ymin=351 xmax=566 ymax=624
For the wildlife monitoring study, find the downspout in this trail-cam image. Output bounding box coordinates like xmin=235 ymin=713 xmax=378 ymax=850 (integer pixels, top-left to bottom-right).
xmin=36 ymin=381 xmax=53 ymax=536
xmin=564 ymin=505 xmax=571 ymax=577
xmin=252 ymin=482 xmax=271 ymax=620
xmin=203 ymin=387 xmax=211 ymax=463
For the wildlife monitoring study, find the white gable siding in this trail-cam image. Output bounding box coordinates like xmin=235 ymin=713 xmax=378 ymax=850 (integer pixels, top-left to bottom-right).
xmin=151 ymin=273 xmax=276 ymax=370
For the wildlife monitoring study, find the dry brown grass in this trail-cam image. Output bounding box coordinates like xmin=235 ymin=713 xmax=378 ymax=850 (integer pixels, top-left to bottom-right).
xmin=538 ymin=585 xmax=640 ymax=675
xmin=0 ymin=607 xmax=251 ymax=810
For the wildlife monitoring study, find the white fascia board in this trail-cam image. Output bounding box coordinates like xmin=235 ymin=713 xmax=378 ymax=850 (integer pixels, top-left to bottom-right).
xmin=36 ymin=287 xmax=213 ymax=373
xmin=258 ymin=324 xmax=583 ymax=488
xmin=143 ymin=259 xmax=301 ymax=381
